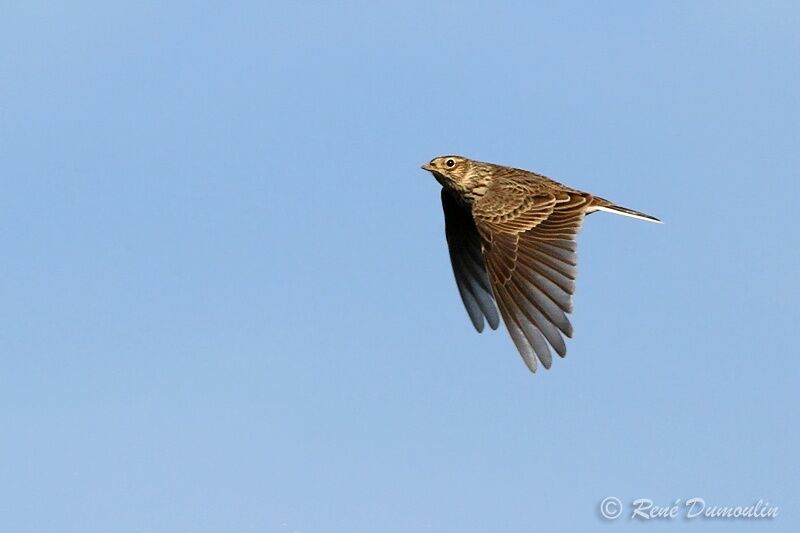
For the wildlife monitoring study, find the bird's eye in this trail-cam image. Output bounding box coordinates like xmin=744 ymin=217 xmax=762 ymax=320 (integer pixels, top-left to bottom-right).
xmin=445 ymin=159 xmax=455 ymax=168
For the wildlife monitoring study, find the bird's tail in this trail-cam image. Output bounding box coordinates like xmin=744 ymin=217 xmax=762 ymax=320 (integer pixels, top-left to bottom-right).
xmin=590 ymin=197 xmax=662 ymax=224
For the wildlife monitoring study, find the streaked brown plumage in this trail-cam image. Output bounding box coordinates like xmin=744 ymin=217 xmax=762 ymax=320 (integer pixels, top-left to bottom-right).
xmin=422 ymin=155 xmax=660 ymax=373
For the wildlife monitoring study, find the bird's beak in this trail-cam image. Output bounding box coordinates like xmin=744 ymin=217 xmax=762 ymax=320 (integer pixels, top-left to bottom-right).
xmin=421 ymin=163 xmax=433 ymax=172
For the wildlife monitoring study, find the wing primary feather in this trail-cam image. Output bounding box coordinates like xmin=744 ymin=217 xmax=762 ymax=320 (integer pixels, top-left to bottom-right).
xmin=452 ymin=263 xmax=486 ymax=332
xmin=516 ymin=249 xmax=577 ymax=293
xmin=512 ymin=264 xmax=574 ymax=336
xmin=453 ymin=258 xmax=499 ymax=332
xmin=508 ymin=278 xmax=568 ymax=356
xmin=521 ymin=246 xmax=577 ymax=280
xmin=494 ymin=290 xmax=539 ymax=372
xmin=501 ymin=285 xmax=554 ymax=369
xmin=514 ymin=258 xmax=574 ymax=313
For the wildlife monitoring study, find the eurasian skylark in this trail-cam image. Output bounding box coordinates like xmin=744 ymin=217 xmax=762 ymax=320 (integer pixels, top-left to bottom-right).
xmin=422 ymin=155 xmax=660 ymax=373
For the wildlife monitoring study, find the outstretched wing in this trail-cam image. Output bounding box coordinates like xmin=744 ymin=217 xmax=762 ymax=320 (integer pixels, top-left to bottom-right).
xmin=473 ymin=184 xmax=590 ymax=372
xmin=441 ymin=189 xmax=500 ymax=332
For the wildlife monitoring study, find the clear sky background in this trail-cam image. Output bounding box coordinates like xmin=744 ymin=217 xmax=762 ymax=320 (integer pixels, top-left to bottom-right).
xmin=1 ymin=2 xmax=798 ymax=532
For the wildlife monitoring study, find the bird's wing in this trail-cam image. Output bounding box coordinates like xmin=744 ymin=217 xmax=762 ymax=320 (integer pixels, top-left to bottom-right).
xmin=473 ymin=184 xmax=590 ymax=372
xmin=441 ymin=189 xmax=500 ymax=332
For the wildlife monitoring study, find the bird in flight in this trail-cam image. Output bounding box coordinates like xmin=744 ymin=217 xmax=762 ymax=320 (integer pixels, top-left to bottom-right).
xmin=422 ymin=155 xmax=660 ymax=373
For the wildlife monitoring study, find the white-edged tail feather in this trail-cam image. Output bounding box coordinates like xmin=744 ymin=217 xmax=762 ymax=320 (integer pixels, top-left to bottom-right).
xmin=592 ymin=205 xmax=662 ymax=224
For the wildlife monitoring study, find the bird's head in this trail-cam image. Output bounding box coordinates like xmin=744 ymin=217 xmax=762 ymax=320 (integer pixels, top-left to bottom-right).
xmin=421 ymin=155 xmax=475 ymax=190
xmin=422 ymin=155 xmax=493 ymax=202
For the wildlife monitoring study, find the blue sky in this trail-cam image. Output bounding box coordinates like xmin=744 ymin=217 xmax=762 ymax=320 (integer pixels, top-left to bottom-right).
xmin=1 ymin=2 xmax=798 ymax=532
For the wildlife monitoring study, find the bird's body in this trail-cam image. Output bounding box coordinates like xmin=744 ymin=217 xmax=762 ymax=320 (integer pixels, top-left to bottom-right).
xmin=422 ymin=155 xmax=660 ymax=373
